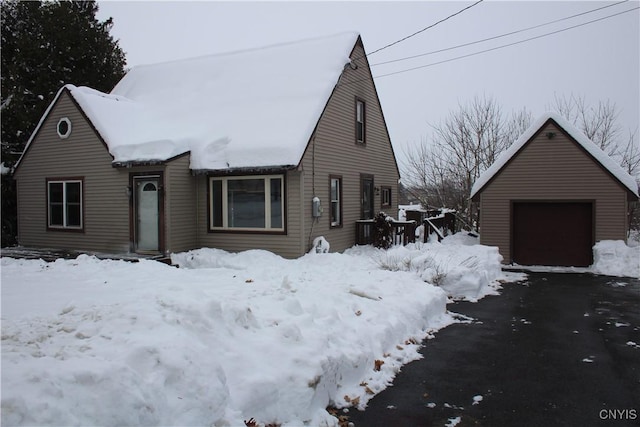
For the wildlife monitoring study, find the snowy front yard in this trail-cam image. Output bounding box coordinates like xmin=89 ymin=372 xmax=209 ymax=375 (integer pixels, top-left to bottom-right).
xmin=0 ymin=237 xmax=535 ymax=426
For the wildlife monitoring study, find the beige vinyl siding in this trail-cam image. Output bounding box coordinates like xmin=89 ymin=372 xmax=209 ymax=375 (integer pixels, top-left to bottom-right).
xmin=195 ymin=170 xmax=305 ymax=259
xmin=300 ymin=40 xmax=400 ymax=253
xmin=193 ymin=39 xmax=399 ymax=258
xmin=478 ymin=122 xmax=629 ymax=262
xmin=14 ymin=91 xmax=132 ymax=253
xmin=165 ymin=154 xmax=196 ymax=253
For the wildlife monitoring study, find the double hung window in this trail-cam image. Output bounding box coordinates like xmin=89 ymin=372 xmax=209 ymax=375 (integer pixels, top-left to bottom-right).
xmin=330 ymin=176 xmax=342 ymax=227
xmin=356 ymin=99 xmax=365 ymax=144
xmin=381 ymin=186 xmax=392 ymax=207
xmin=48 ymin=179 xmax=83 ymax=229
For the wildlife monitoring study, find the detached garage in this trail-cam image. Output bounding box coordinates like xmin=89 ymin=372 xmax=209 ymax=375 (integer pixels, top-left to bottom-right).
xmin=470 ymin=113 xmax=639 ymax=267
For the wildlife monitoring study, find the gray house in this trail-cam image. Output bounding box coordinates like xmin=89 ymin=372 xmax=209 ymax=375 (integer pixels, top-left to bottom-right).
xmin=470 ymin=113 xmax=639 ymax=267
xmin=13 ymin=33 xmax=400 ymax=259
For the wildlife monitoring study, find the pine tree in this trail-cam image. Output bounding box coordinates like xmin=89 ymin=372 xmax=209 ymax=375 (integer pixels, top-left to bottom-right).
xmin=1 ymin=0 xmax=126 ymax=246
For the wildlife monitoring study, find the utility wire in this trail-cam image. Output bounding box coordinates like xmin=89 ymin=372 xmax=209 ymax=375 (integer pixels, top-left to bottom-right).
xmin=371 ymin=0 xmax=629 ymax=67
xmin=358 ymin=0 xmax=484 ymax=60
xmin=340 ymin=5 xmax=638 ymax=86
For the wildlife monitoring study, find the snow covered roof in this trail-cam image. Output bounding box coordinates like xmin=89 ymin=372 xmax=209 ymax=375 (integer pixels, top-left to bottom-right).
xmin=470 ymin=112 xmax=639 ymax=198
xmin=26 ymin=33 xmax=360 ymax=171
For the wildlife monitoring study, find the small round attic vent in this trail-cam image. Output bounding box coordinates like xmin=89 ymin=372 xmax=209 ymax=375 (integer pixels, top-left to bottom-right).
xmin=57 ymin=117 xmax=72 ymax=139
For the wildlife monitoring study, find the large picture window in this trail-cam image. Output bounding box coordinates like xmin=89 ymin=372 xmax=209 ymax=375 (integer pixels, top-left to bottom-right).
xmin=210 ymin=175 xmax=284 ymax=231
xmin=330 ymin=176 xmax=342 ymax=227
xmin=47 ymin=179 xmax=83 ymax=229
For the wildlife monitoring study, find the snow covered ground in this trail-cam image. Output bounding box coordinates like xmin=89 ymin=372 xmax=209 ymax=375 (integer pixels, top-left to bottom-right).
xmin=2 ymin=233 xmax=635 ymax=426
xmin=1 ymin=234 xmax=518 ymax=427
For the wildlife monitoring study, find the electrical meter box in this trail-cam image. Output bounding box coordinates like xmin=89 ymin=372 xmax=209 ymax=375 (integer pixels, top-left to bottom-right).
xmin=312 ymin=197 xmax=322 ymax=218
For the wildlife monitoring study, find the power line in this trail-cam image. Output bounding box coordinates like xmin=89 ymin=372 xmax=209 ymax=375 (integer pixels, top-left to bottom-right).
xmin=371 ymin=0 xmax=629 ymax=67
xmin=340 ymin=5 xmax=638 ymax=86
xmin=362 ymin=0 xmax=484 ymax=59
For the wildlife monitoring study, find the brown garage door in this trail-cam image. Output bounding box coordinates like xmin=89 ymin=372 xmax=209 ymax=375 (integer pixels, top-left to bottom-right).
xmin=512 ymin=202 xmax=593 ymax=267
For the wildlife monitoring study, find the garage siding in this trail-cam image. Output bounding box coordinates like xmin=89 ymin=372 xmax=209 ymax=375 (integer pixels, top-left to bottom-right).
xmin=478 ymin=122 xmax=629 ymax=264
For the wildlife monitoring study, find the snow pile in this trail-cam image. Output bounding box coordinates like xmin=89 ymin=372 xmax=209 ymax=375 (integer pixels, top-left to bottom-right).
xmin=441 ymin=230 xmax=479 ymax=246
xmin=310 ymin=236 xmax=331 ymax=254
xmin=2 ymin=247 xmax=453 ymax=426
xmin=592 ymin=240 xmax=640 ymax=278
xmin=348 ymin=233 xmax=521 ymax=302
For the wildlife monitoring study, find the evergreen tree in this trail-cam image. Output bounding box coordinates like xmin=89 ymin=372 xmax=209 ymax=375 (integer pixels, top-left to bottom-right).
xmin=1 ymin=0 xmax=126 ymax=246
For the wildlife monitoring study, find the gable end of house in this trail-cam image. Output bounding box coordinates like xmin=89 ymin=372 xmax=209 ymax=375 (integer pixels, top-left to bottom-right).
xmin=297 ymin=35 xmax=399 ymax=180
xmin=14 ymin=86 xmax=113 ymax=176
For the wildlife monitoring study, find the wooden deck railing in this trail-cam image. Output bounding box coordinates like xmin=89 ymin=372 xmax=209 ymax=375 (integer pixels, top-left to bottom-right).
xmin=405 ymin=210 xmax=457 ymax=242
xmin=355 ymin=219 xmax=417 ymax=246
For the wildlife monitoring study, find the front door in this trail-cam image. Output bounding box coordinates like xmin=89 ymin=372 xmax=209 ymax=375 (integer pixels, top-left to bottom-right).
xmin=361 ymin=175 xmax=374 ymax=220
xmin=134 ymin=176 xmax=160 ymax=252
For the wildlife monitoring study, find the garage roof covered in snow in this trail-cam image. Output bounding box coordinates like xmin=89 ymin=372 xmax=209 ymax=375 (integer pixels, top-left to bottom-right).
xmin=27 ymin=32 xmax=360 ymax=171
xmin=470 ymin=112 xmax=639 ymax=199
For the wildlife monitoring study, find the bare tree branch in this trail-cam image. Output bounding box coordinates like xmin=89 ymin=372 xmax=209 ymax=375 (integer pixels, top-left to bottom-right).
xmin=402 ymin=95 xmax=531 ymax=226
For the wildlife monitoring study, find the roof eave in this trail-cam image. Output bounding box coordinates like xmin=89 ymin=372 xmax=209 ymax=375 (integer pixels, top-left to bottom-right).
xmin=191 ymin=165 xmax=298 ymax=176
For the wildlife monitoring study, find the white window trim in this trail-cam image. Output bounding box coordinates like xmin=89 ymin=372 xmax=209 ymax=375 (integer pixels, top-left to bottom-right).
xmin=48 ymin=180 xmax=83 ymax=229
xmin=209 ymin=175 xmax=285 ymax=231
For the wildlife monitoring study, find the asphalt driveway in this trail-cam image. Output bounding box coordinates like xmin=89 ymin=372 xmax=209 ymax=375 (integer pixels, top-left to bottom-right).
xmin=346 ymin=272 xmax=640 ymax=427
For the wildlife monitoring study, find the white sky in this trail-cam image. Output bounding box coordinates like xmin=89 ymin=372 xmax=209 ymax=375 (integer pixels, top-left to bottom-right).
xmin=96 ymin=1 xmax=640 ymax=168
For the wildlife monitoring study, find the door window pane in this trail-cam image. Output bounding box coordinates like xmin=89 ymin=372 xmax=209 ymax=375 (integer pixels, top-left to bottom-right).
xmin=362 ymin=179 xmax=374 ymax=219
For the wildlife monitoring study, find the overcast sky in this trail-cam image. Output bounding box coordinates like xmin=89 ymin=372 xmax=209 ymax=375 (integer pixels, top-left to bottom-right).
xmin=96 ymin=1 xmax=639 ymax=166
